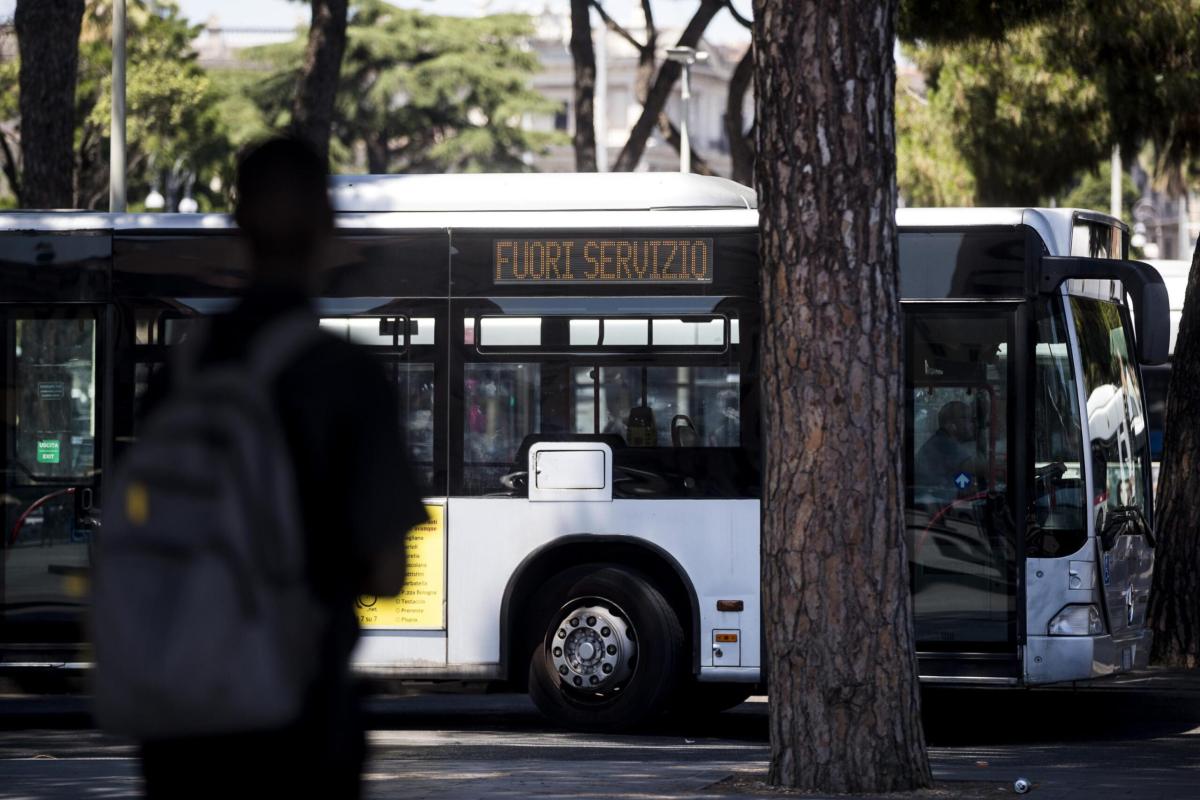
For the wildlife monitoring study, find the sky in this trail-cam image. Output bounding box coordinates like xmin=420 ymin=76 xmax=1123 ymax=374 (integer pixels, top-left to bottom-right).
xmin=0 ymin=1 xmax=753 ymax=46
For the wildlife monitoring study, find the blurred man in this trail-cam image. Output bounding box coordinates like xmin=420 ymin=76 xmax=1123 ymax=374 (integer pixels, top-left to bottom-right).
xmin=133 ymin=138 xmax=425 ymax=797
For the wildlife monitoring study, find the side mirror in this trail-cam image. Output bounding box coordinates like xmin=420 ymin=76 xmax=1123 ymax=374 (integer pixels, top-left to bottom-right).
xmin=1040 ymin=256 xmax=1170 ymax=365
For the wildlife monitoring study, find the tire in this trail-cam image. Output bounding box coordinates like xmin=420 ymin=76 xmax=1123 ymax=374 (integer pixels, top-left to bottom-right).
xmin=526 ymin=565 xmax=685 ymax=732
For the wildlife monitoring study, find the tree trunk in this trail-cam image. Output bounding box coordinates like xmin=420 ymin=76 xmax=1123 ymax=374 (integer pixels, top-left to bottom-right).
xmin=367 ymin=130 xmax=389 ymax=174
xmin=570 ymin=0 xmax=598 ymax=172
xmin=754 ymin=0 xmax=932 ymax=792
xmin=612 ymin=0 xmax=723 ymax=172
xmin=1150 ymin=240 xmax=1200 ymax=667
xmin=14 ymin=0 xmax=85 ymax=209
xmin=724 ymin=46 xmax=755 ymax=187
xmin=291 ymin=0 xmax=349 ymax=166
xmin=635 ymin=1 xmax=657 ymax=105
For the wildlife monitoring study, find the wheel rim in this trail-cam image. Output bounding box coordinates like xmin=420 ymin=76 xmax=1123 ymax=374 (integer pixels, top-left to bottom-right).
xmin=547 ymin=599 xmax=636 ymax=695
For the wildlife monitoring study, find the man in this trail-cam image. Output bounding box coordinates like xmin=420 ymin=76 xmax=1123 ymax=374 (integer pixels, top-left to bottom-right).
xmin=138 ymin=138 xmax=425 ymax=797
xmin=915 ymin=399 xmax=978 ymax=498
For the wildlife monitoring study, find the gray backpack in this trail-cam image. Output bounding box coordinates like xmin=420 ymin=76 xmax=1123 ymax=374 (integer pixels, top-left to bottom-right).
xmin=92 ymin=311 xmax=328 ymax=739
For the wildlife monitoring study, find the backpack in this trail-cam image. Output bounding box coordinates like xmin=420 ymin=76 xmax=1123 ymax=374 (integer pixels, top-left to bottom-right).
xmin=92 ymin=311 xmax=328 ymax=740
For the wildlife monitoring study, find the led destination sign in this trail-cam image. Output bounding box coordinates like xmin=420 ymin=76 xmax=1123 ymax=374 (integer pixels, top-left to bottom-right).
xmin=494 ymin=238 xmax=713 ymax=284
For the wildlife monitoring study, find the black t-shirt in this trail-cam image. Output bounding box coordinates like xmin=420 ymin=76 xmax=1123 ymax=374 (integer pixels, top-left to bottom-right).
xmin=141 ymin=289 xmax=426 ymax=703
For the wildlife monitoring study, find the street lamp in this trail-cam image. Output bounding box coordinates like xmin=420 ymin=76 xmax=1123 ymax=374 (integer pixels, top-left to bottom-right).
xmin=664 ymin=46 xmax=708 ymax=174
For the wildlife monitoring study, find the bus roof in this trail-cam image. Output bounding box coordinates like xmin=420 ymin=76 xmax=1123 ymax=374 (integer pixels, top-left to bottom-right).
xmin=0 ymin=175 xmax=1124 ymax=251
xmin=898 ymin=207 xmax=1128 ymax=258
xmin=331 ymin=172 xmax=758 ymax=212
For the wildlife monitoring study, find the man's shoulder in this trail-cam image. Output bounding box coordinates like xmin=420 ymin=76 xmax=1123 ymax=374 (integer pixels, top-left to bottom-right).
xmin=279 ymin=333 xmax=389 ymax=395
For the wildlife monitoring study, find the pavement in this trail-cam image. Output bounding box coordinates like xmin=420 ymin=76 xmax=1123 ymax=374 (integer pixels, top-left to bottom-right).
xmin=0 ymin=669 xmax=1198 ymax=798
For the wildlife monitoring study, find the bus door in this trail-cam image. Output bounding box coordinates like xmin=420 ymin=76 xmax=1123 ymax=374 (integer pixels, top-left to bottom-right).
xmin=1069 ymin=296 xmax=1154 ymax=646
xmin=1 ymin=306 xmax=103 ymax=645
xmin=905 ymin=305 xmax=1021 ymax=676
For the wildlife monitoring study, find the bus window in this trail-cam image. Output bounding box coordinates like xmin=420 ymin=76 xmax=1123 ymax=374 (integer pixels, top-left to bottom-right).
xmin=906 ymin=310 xmax=1015 ymax=647
xmin=386 ymin=362 xmax=436 ymax=491
xmin=127 ymin=306 xmax=441 ymax=494
xmin=9 ymin=316 xmax=97 ymax=481
xmin=3 ymin=309 xmax=98 ymax=633
xmin=459 ymin=311 xmax=750 ymax=498
xmin=1029 ymin=300 xmax=1086 ymax=557
xmin=572 ymin=366 xmax=739 ymax=447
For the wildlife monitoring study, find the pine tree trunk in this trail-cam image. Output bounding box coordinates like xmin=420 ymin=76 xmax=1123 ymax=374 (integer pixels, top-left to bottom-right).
xmin=291 ymin=0 xmax=348 ymax=166
xmin=14 ymin=0 xmax=85 ymax=209
xmin=569 ymin=0 xmax=597 ymax=172
xmin=754 ymin=0 xmax=932 ymax=792
xmin=1150 ymin=241 xmax=1200 ymax=668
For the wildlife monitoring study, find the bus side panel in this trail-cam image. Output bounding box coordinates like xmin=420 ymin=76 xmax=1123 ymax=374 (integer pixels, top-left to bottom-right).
xmin=443 ymin=497 xmax=761 ymax=675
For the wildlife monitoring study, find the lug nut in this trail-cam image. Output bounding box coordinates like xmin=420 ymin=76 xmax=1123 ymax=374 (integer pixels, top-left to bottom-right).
xmin=587 ymin=616 xmax=597 ymax=626
xmin=573 ymin=676 xmax=583 ymax=686
xmin=570 ymin=617 xmax=580 ymax=627
xmin=607 ymin=645 xmax=617 ymax=655
xmin=557 ymin=629 xmax=566 ymax=639
xmin=602 ymin=663 xmax=613 ymax=674
xmin=553 ymin=647 xmax=562 ymax=657
xmin=600 ymin=627 xmax=611 ymax=637
xmin=589 ymin=675 xmax=599 ymax=685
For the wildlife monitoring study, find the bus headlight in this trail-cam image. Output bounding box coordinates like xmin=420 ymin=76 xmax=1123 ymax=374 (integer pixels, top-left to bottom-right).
xmin=1048 ymin=604 xmax=1104 ymax=636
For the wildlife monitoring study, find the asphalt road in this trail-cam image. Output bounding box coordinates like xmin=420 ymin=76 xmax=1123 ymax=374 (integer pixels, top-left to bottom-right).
xmin=1 ymin=672 xmax=1199 ymax=799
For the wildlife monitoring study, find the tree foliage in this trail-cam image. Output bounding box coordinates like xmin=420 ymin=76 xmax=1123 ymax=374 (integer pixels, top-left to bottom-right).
xmin=895 ymin=69 xmax=973 ymax=206
xmin=903 ymin=28 xmax=1108 ymax=205
xmin=899 ymin=0 xmax=1200 ymax=205
xmin=245 ymin=0 xmax=558 ymax=174
xmin=1 ymin=1 xmax=237 ymax=210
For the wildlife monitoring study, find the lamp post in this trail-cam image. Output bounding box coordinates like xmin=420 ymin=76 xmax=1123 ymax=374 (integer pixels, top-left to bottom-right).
xmin=110 ymin=0 xmax=127 ymax=211
xmin=664 ymin=46 xmax=707 ymax=173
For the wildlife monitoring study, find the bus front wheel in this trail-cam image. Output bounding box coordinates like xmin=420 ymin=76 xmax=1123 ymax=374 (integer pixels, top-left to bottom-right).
xmin=527 ymin=566 xmax=684 ymax=731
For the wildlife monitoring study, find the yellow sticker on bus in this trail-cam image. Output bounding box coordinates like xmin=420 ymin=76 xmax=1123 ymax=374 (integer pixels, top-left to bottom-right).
xmin=356 ymin=503 xmax=445 ymax=629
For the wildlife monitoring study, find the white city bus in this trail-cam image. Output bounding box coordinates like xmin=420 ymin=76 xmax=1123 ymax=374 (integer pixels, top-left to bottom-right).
xmin=0 ymin=175 xmax=1167 ymax=730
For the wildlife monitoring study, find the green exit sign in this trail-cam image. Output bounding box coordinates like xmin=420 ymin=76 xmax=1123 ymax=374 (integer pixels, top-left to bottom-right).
xmin=37 ymin=439 xmax=61 ymax=464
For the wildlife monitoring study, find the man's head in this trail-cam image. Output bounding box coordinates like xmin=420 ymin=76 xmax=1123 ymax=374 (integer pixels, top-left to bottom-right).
xmin=234 ymin=137 xmax=332 ymax=289
xmin=938 ymin=400 xmax=976 ymax=442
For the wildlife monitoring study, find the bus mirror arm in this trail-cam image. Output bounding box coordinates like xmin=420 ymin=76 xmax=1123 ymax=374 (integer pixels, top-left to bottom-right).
xmin=1039 ymin=256 xmax=1171 ymax=366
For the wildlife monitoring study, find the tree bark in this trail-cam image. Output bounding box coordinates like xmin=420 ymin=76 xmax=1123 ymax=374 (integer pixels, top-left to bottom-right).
xmin=1150 ymin=240 xmax=1200 ymax=667
xmin=754 ymin=0 xmax=932 ymax=792
xmin=570 ymin=0 xmax=598 ymax=172
xmin=724 ymin=46 xmax=755 ymax=186
xmin=291 ymin=0 xmax=349 ymax=166
xmin=612 ymin=0 xmax=723 ymax=172
xmin=14 ymin=0 xmax=85 ymax=209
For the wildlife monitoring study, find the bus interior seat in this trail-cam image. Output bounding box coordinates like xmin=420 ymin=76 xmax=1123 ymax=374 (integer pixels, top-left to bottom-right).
xmin=626 ymin=405 xmax=658 ymax=447
xmin=671 ymin=414 xmax=699 ymax=447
